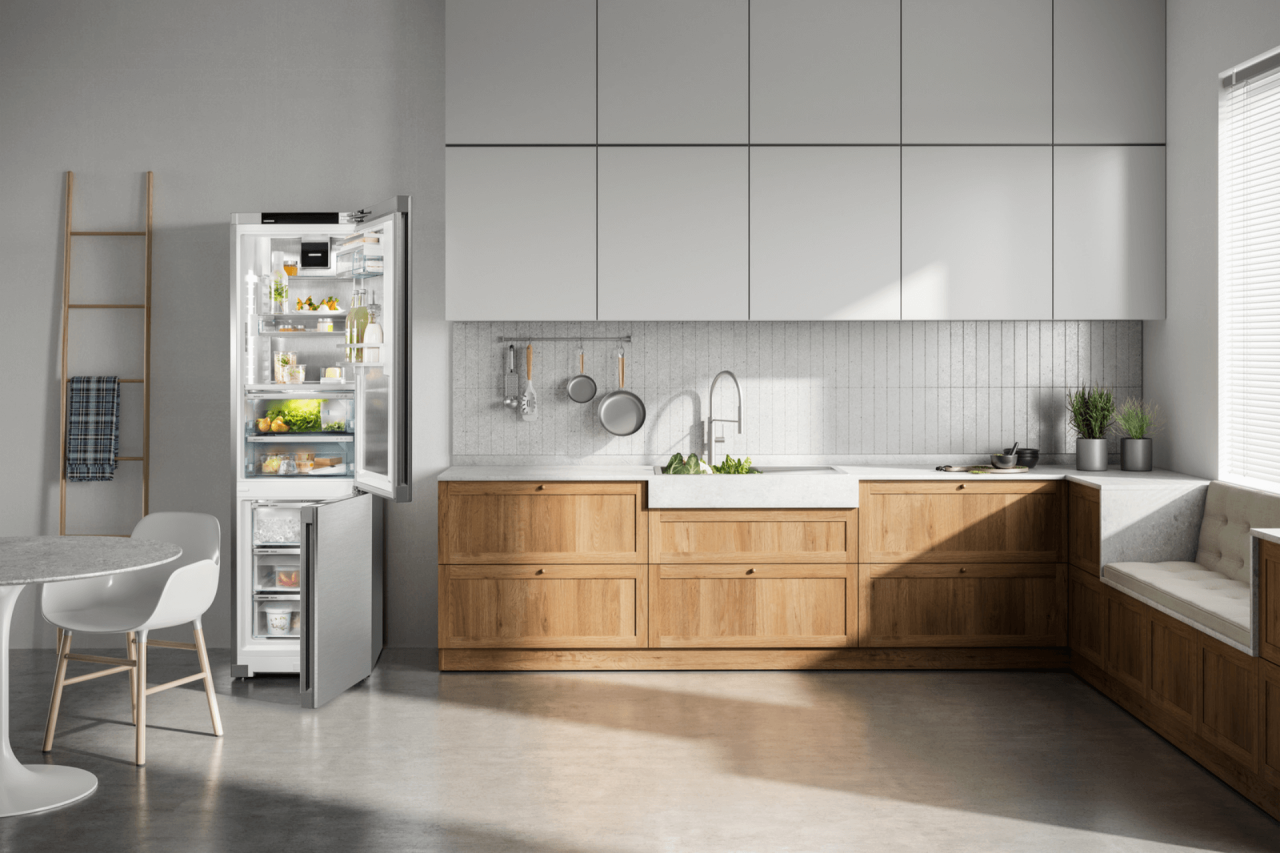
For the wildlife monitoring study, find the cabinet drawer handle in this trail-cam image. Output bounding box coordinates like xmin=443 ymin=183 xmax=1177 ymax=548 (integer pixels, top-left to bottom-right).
xmin=536 ymin=485 xmax=546 ymax=491
xmin=959 ymin=567 xmax=967 ymax=573
xmin=746 ymin=568 xmax=755 ymax=574
xmin=535 ymin=568 xmax=545 ymax=575
xmin=958 ymin=484 xmax=966 ymax=490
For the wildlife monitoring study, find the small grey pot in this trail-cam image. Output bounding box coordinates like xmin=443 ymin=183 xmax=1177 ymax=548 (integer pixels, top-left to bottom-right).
xmin=1121 ymin=437 xmax=1153 ymax=472
xmin=1076 ymin=438 xmax=1109 ymax=471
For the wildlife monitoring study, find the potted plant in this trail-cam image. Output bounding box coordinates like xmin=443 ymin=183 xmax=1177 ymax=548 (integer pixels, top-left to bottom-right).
xmin=1115 ymin=398 xmax=1163 ymax=472
xmin=1067 ymin=387 xmax=1115 ymax=472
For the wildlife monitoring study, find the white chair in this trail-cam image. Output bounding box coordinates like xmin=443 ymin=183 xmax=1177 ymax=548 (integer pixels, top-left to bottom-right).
xmin=41 ymin=512 xmax=224 ymax=766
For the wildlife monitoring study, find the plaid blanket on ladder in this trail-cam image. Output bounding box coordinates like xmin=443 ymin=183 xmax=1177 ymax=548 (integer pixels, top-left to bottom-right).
xmin=67 ymin=376 xmax=120 ymax=481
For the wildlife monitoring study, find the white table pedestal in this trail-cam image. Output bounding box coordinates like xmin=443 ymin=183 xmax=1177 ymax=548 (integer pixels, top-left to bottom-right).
xmin=0 ymin=585 xmax=96 ymax=816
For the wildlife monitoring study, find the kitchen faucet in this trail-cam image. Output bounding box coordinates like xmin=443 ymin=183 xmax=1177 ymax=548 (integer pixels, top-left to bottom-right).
xmin=706 ymin=370 xmax=742 ymax=468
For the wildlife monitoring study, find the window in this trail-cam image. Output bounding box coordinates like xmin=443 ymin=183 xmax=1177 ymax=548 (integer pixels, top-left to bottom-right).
xmin=1220 ymin=45 xmax=1280 ymax=489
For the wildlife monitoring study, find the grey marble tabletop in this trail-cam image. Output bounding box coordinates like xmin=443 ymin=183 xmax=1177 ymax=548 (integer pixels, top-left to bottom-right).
xmin=0 ymin=537 xmax=181 ymax=586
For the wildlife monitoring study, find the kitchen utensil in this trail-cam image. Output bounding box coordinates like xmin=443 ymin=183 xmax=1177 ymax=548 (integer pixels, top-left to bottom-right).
xmin=990 ymin=453 xmax=1017 ymax=468
xmin=1004 ymin=446 xmax=1040 ymax=469
xmin=567 ymin=348 xmax=597 ymax=403
xmin=521 ymin=343 xmax=539 ymax=421
xmin=969 ymin=465 xmax=1030 ymax=474
xmin=503 ymin=344 xmax=521 ymax=409
xmin=598 ymin=350 xmax=646 ymax=436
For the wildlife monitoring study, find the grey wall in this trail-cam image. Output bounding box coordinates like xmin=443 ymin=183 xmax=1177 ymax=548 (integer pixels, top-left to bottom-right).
xmin=1 ymin=1 xmax=446 ymax=649
xmin=1151 ymin=1 xmax=1280 ymax=479
xmin=453 ymin=321 xmax=1142 ymax=464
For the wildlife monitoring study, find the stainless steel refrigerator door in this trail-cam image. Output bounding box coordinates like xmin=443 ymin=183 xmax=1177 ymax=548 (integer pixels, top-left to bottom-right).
xmin=351 ymin=197 xmax=412 ymax=503
xmin=300 ymin=493 xmax=373 ymax=709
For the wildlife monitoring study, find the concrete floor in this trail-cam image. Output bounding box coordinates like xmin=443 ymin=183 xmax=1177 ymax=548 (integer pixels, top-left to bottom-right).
xmin=1 ymin=650 xmax=1278 ymax=852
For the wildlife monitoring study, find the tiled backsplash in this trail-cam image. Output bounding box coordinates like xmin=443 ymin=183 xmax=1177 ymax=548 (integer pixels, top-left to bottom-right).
xmin=451 ymin=321 xmax=1142 ymax=465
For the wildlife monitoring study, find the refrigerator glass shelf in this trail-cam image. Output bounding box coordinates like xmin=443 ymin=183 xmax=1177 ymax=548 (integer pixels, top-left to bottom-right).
xmin=245 ymin=383 xmax=354 ymax=396
xmin=247 ymin=434 xmax=353 ymax=443
xmin=335 ymin=244 xmax=384 ymax=279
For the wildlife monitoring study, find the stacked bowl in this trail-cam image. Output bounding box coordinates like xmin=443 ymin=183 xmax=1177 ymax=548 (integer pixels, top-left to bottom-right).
xmin=1003 ymin=447 xmax=1040 ymax=469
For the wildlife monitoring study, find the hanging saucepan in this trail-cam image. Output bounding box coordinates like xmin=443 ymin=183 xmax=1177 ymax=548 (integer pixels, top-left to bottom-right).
xmin=566 ymin=348 xmax=597 ymax=404
xmin=597 ymin=349 xmax=645 ymax=436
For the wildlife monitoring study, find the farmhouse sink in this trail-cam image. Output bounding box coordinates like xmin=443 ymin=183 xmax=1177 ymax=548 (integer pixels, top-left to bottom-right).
xmin=647 ymin=465 xmax=858 ymax=509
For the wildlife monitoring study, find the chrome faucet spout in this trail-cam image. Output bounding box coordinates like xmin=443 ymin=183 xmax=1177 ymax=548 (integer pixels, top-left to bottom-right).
xmin=707 ymin=370 xmax=744 ymax=468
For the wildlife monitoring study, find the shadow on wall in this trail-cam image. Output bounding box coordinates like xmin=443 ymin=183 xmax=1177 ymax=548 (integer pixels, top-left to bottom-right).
xmin=645 ymin=389 xmax=703 ymax=460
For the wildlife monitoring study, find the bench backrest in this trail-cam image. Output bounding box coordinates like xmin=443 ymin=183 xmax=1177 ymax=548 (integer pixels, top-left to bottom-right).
xmin=1197 ymin=481 xmax=1280 ymax=584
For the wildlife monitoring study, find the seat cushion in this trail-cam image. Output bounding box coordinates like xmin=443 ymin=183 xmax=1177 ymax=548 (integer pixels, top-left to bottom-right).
xmin=1101 ymin=561 xmax=1252 ymax=653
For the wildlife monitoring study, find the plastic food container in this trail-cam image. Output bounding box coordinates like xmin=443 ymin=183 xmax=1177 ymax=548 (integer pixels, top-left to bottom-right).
xmin=284 ymin=364 xmax=307 ymax=384
xmin=275 ymin=569 xmax=300 ymax=589
xmin=263 ymin=602 xmax=294 ymax=636
xmin=260 ymin=454 xmax=284 ymax=474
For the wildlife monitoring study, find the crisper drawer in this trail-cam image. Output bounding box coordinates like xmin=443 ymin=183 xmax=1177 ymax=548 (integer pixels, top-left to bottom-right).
xmin=439 ymin=564 xmax=646 ymax=649
xmin=651 ymin=564 xmax=854 ymax=648
xmin=858 ymin=563 xmax=1068 ymax=647
xmin=859 ymin=481 xmax=1064 ymax=563
xmin=253 ymin=595 xmax=301 ymax=640
xmin=650 ymin=509 xmax=857 ymax=564
xmin=439 ymin=482 xmax=647 ymax=564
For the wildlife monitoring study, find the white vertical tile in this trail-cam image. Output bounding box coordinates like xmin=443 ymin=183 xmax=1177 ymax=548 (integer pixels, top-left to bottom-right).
xmin=1013 ymin=321 xmax=1027 ymax=388
xmin=1054 ymin=323 xmax=1068 ymax=389
xmin=961 ymin=322 xmax=976 ymax=387
xmin=1002 ymin=321 xmax=1015 ymax=388
xmin=936 ymin=321 xmax=950 ymax=388
xmin=975 ymin=322 xmax=989 ymax=388
xmin=886 ymin=323 xmax=900 ymax=388
xmin=962 ymin=387 xmax=977 ymax=453
xmin=912 ymin=388 xmax=927 ymax=454
xmin=860 ymin=386 xmax=875 ymax=454
xmin=905 ymin=322 xmax=920 ymax=388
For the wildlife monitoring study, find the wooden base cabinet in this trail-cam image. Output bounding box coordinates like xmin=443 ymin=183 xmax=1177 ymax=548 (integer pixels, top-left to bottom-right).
xmin=649 ymin=564 xmax=856 ymax=648
xmin=859 ymin=481 xmax=1064 ymax=564
xmin=1199 ymin=640 xmax=1260 ymax=769
xmin=1068 ymin=568 xmax=1105 ymax=669
xmin=1263 ymin=660 xmax=1280 ymax=789
xmin=439 ymin=564 xmax=647 ymax=649
xmin=859 ymin=563 xmax=1067 ymax=647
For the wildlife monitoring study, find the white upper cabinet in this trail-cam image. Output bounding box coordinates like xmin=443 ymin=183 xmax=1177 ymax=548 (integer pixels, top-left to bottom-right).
xmin=1054 ymin=146 xmax=1166 ymax=320
xmin=750 ymin=0 xmax=900 ymax=143
xmin=902 ymin=147 xmax=1053 ymax=320
xmin=902 ymin=0 xmax=1052 ymax=143
xmin=446 ymin=0 xmax=597 ymax=144
xmin=598 ymin=148 xmax=748 ymax=320
xmin=1054 ymin=0 xmax=1165 ymax=144
xmin=598 ymin=0 xmax=748 ymax=143
xmin=751 ymin=147 xmax=901 ymax=320
xmin=446 ymin=148 xmax=597 ymax=320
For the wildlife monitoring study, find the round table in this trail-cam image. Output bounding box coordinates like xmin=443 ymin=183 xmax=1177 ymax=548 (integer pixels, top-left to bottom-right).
xmin=0 ymin=536 xmax=181 ymax=817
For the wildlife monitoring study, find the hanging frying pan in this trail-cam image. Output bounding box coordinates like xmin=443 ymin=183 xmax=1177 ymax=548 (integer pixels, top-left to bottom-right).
xmin=566 ymin=348 xmax=597 ymax=404
xmin=597 ymin=350 xmax=645 ymax=436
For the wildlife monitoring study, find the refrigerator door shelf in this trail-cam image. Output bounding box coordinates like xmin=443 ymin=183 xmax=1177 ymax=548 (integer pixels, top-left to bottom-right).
xmin=245 ymin=384 xmax=355 ymax=397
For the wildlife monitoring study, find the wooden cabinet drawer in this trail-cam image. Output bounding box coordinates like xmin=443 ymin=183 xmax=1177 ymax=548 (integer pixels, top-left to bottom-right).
xmin=440 ymin=564 xmax=646 ymax=649
xmin=859 ymin=481 xmax=1064 ymax=563
xmin=650 ymin=509 xmax=857 ymax=564
xmin=1148 ymin=611 xmax=1198 ymax=731
xmin=439 ymin=482 xmax=647 ymax=564
xmin=1262 ymin=540 xmax=1280 ymax=665
xmin=859 ymin=563 xmax=1067 ymax=647
xmin=650 ymin=564 xmax=854 ymax=648
xmin=1069 ymin=567 xmax=1105 ymax=668
xmin=1198 ymin=637 xmax=1259 ymax=770
xmin=1105 ymin=594 xmax=1149 ymax=696
xmin=1068 ymin=482 xmax=1101 ymax=574
xmin=1262 ymin=659 xmax=1280 ymax=788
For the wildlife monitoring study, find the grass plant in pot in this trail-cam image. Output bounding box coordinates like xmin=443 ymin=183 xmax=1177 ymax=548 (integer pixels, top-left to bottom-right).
xmin=1067 ymin=387 xmax=1115 ymax=472
xmin=1115 ymin=398 xmax=1164 ymax=472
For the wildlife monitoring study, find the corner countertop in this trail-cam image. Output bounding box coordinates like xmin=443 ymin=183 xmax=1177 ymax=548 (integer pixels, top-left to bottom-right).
xmin=439 ymin=464 xmax=1208 ymax=488
xmin=1251 ymin=528 xmax=1280 ymax=547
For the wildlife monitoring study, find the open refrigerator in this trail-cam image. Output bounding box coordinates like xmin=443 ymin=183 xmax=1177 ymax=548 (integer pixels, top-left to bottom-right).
xmin=229 ymin=199 xmax=411 ymax=709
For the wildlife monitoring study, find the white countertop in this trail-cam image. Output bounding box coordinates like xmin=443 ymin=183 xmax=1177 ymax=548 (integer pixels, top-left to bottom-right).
xmin=440 ymin=464 xmax=1208 ymax=508
xmin=1251 ymin=528 xmax=1280 ymax=547
xmin=440 ymin=463 xmax=1204 ymax=485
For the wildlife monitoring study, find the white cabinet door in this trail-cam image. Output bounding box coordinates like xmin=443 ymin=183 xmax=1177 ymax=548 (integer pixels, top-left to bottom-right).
xmin=598 ymin=0 xmax=748 ymax=143
xmin=1054 ymin=146 xmax=1166 ymax=320
xmin=902 ymin=0 xmax=1052 ymax=143
xmin=446 ymin=0 xmax=597 ymax=144
xmin=902 ymin=147 xmax=1052 ymax=320
xmin=751 ymin=147 xmax=901 ymax=320
xmin=446 ymin=148 xmax=597 ymax=321
xmin=750 ymin=0 xmax=900 ymax=143
xmin=598 ymin=147 xmax=748 ymax=320
xmin=1054 ymin=0 xmax=1165 ymax=144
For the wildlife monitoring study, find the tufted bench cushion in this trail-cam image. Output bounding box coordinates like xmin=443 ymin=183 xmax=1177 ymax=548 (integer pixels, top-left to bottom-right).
xmin=1100 ymin=481 xmax=1280 ymax=656
xmin=1101 ymin=561 xmax=1251 ymax=651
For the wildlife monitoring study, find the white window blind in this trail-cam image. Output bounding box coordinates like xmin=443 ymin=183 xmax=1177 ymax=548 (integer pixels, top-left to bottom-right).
xmin=1220 ymin=47 xmax=1280 ymax=489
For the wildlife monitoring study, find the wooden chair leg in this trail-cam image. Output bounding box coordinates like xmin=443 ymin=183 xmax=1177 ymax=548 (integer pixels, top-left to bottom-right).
xmin=193 ymin=625 xmax=223 ymax=737
xmin=126 ymin=631 xmax=138 ymax=725
xmin=43 ymin=630 xmax=72 ymax=752
xmin=135 ymin=630 xmax=147 ymax=766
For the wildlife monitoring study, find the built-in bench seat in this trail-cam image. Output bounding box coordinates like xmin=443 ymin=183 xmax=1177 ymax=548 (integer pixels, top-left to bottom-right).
xmin=1100 ymin=480 xmax=1279 ymax=656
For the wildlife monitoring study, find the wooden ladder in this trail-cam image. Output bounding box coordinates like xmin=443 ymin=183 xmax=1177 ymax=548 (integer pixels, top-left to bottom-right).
xmin=58 ymin=171 xmax=154 ymax=536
